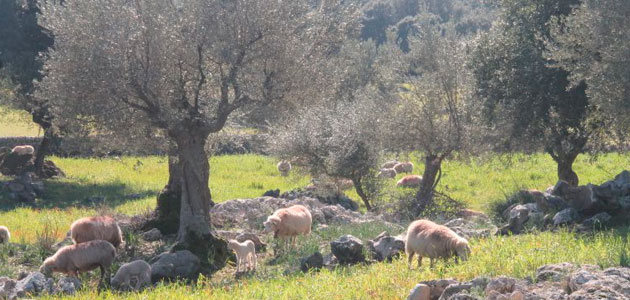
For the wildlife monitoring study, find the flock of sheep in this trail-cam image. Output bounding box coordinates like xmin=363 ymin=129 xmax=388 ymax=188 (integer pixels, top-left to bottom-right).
xmin=0 ymin=204 xmax=470 ymax=291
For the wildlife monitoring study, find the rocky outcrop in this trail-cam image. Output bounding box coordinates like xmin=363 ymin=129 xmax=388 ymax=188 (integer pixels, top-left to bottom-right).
xmin=330 ymin=235 xmax=365 ymax=265
xmin=366 ymin=231 xmax=405 ymax=262
xmin=150 ymin=250 xmax=201 ymax=283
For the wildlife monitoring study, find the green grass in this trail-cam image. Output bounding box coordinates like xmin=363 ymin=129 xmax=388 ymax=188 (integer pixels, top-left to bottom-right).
xmin=0 ymin=106 xmax=42 ymax=137
xmin=1 ymin=152 xmax=630 ymax=299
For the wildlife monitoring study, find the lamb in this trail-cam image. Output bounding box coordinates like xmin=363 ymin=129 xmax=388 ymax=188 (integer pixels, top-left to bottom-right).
xmin=10 ymin=145 xmax=35 ymax=155
xmin=228 ymin=239 xmax=257 ymax=273
xmin=263 ymin=205 xmax=312 ymax=254
xmin=405 ymin=219 xmax=471 ymax=269
xmin=381 ymin=160 xmax=399 ymax=169
xmin=111 ymin=260 xmax=152 ymax=291
xmin=393 ymin=162 xmax=414 ymax=173
xmin=377 ymin=168 xmax=397 ymax=179
xmin=0 ymin=226 xmax=10 ymax=244
xmin=40 ymin=240 xmax=116 ymax=287
xmin=397 ymin=175 xmax=422 ymax=188
xmin=277 ymin=160 xmax=292 ymax=176
xmin=70 ymin=216 xmax=123 ymax=248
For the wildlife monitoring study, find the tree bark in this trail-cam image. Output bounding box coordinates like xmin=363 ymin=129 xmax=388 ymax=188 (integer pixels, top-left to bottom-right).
xmin=555 ymin=152 xmax=579 ymax=186
xmin=414 ymin=155 xmax=442 ymax=216
xmin=352 ymin=176 xmax=372 ymax=211
xmin=170 ymin=130 xmax=228 ymax=273
xmin=146 ymin=151 xmax=182 ymax=234
xmin=33 ymin=126 xmax=58 ymax=177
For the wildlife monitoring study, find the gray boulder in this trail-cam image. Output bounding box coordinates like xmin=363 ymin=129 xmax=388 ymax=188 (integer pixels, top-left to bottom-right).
xmin=300 ymin=252 xmax=324 ymax=273
xmin=367 ymin=232 xmax=405 ymax=262
xmin=580 ymin=212 xmax=612 ymax=229
xmin=538 ymin=194 xmax=569 ymax=212
xmin=142 ymin=228 xmax=162 ymax=241
xmin=553 ymin=208 xmax=578 ymax=226
xmin=55 ymin=277 xmax=81 ymax=295
xmin=418 ymin=279 xmax=458 ymax=300
xmin=407 ymin=283 xmax=431 ymax=300
xmin=444 ymin=216 xmax=498 ymax=239
xmin=485 ymin=276 xmax=516 ymax=295
xmin=150 ymin=250 xmax=201 ymax=283
xmin=438 ymin=283 xmax=472 ymax=300
xmin=536 ymin=262 xmax=575 ymax=282
xmin=499 ymin=205 xmax=530 ymax=235
xmin=14 ymin=272 xmax=49 ymax=297
xmin=0 ymin=277 xmax=17 ymax=300
xmin=330 ymin=235 xmax=365 ymax=265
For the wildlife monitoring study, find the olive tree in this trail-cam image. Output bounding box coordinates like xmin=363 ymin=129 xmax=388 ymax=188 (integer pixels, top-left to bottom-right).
xmin=382 ymin=19 xmax=477 ymax=216
xmin=37 ymin=0 xmax=309 ymax=271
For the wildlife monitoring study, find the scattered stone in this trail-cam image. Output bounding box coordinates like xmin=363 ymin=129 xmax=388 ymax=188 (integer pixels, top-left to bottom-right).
xmin=438 ymin=283 xmax=472 ymax=300
xmin=0 ymin=277 xmax=17 ymax=300
xmin=0 ymin=151 xmax=34 ymax=176
xmin=14 ymin=272 xmax=48 ymax=297
xmin=553 ymin=208 xmax=578 ymax=226
xmin=142 ymin=228 xmax=162 ymax=241
xmin=444 ymin=216 xmax=498 ymax=239
xmin=447 ymin=294 xmax=479 ymax=300
xmin=300 ymin=252 xmax=324 ymax=273
xmin=538 ymin=194 xmax=569 ymax=212
xmin=485 ymin=276 xmax=516 ymax=295
xmin=330 ymin=235 xmax=365 ymax=265
xmin=150 ymin=250 xmax=201 ymax=283
xmin=580 ymin=212 xmax=612 ymax=228
xmin=407 ymin=283 xmax=431 ymax=300
xmin=367 ymin=231 xmax=405 ymax=262
xmin=262 ymin=189 xmax=280 ymax=198
xmin=418 ymin=279 xmax=458 ymax=300
xmin=536 ymin=262 xmax=575 ymax=282
xmin=499 ymin=205 xmax=530 ymax=235
xmin=56 ymin=277 xmax=81 ymax=295
xmin=322 ymin=253 xmax=338 ymax=269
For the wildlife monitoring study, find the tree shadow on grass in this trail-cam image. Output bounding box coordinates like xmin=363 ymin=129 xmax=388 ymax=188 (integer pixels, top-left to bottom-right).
xmin=0 ymin=178 xmax=158 ymax=212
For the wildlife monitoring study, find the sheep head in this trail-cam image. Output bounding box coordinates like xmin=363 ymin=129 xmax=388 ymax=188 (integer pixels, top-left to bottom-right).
xmin=263 ymin=216 xmax=281 ymax=234
xmin=227 ymin=239 xmax=239 ymax=251
xmin=39 ymin=259 xmax=54 ymax=277
xmin=455 ymin=239 xmax=471 ymax=262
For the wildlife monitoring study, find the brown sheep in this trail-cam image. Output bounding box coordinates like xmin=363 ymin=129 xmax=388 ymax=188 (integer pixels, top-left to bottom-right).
xmin=71 ymin=216 xmax=123 ymax=248
xmin=0 ymin=226 xmax=10 ymax=244
xmin=393 ymin=162 xmax=414 ymax=174
xmin=40 ymin=240 xmax=116 ymax=287
xmin=405 ymin=219 xmax=471 ymax=269
xmin=277 ymin=160 xmax=292 ymax=176
xmin=397 ymin=175 xmax=422 ymax=188
xmin=11 ymin=145 xmax=35 ymax=155
xmin=263 ymin=205 xmax=312 ymax=254
xmin=111 ymin=260 xmax=152 ymax=291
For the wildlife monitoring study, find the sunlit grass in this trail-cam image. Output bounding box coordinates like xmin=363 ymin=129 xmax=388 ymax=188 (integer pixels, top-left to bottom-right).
xmin=0 ymin=106 xmax=42 ymax=137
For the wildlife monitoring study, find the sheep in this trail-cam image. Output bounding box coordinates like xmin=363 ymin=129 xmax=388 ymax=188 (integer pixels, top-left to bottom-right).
xmin=393 ymin=162 xmax=414 ymax=174
xmin=111 ymin=260 xmax=152 ymax=291
xmin=70 ymin=216 xmax=123 ymax=248
xmin=263 ymin=205 xmax=312 ymax=254
xmin=10 ymin=145 xmax=35 ymax=155
xmin=228 ymin=239 xmax=257 ymax=273
xmin=377 ymin=168 xmax=397 ymax=179
xmin=335 ymin=178 xmax=354 ymax=192
xmin=40 ymin=240 xmax=116 ymax=287
xmin=277 ymin=160 xmax=292 ymax=176
xmin=405 ymin=219 xmax=471 ymax=269
xmin=0 ymin=226 xmax=10 ymax=244
xmin=397 ymin=175 xmax=422 ymax=188
xmin=381 ymin=160 xmax=399 ymax=169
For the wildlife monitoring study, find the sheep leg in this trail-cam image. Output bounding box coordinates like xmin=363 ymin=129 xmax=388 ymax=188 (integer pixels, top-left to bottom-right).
xmin=430 ymin=258 xmax=435 ymax=269
xmin=252 ymin=252 xmax=257 ymax=271
xmin=417 ymin=256 xmax=422 ymax=268
xmin=407 ymin=252 xmax=415 ymax=269
xmin=236 ymin=256 xmax=241 ymax=273
xmin=134 ymin=276 xmax=142 ymax=291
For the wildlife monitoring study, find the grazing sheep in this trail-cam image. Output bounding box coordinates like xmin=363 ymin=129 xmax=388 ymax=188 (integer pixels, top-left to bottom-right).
xmin=111 ymin=260 xmax=151 ymax=291
xmin=0 ymin=226 xmax=10 ymax=244
xmin=71 ymin=216 xmax=123 ymax=248
xmin=397 ymin=175 xmax=422 ymax=188
xmin=228 ymin=239 xmax=257 ymax=273
xmin=393 ymin=162 xmax=414 ymax=174
xmin=40 ymin=240 xmax=116 ymax=287
xmin=405 ymin=219 xmax=471 ymax=269
xmin=10 ymin=145 xmax=35 ymax=155
xmin=381 ymin=160 xmax=399 ymax=169
xmin=277 ymin=160 xmax=292 ymax=176
xmin=263 ymin=205 xmax=312 ymax=254
xmin=377 ymin=168 xmax=397 ymax=179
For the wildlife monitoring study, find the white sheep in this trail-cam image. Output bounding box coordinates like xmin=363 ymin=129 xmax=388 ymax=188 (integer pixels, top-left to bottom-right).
xmin=40 ymin=240 xmax=116 ymax=287
xmin=70 ymin=216 xmax=123 ymax=248
xmin=228 ymin=239 xmax=257 ymax=273
xmin=393 ymin=162 xmax=414 ymax=174
xmin=111 ymin=260 xmax=152 ymax=291
xmin=397 ymin=175 xmax=422 ymax=188
xmin=0 ymin=226 xmax=10 ymax=244
xmin=263 ymin=205 xmax=312 ymax=254
xmin=277 ymin=160 xmax=292 ymax=176
xmin=377 ymin=168 xmax=397 ymax=179
xmin=405 ymin=219 xmax=471 ymax=269
xmin=381 ymin=160 xmax=399 ymax=169
xmin=10 ymin=145 xmax=35 ymax=155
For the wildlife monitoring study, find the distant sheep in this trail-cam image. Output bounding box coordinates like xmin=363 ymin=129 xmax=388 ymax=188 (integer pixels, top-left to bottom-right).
xmin=277 ymin=160 xmax=292 ymax=176
xmin=377 ymin=168 xmax=397 ymax=179
xmin=263 ymin=205 xmax=312 ymax=254
xmin=381 ymin=160 xmax=399 ymax=169
xmin=397 ymin=175 xmax=422 ymax=188
xmin=228 ymin=239 xmax=257 ymax=273
xmin=393 ymin=162 xmax=413 ymax=174
xmin=405 ymin=219 xmax=471 ymax=269
xmin=71 ymin=216 xmax=123 ymax=248
xmin=336 ymin=178 xmax=353 ymax=191
xmin=0 ymin=226 xmax=10 ymax=244
xmin=111 ymin=260 xmax=151 ymax=291
xmin=40 ymin=240 xmax=116 ymax=287
xmin=11 ymin=145 xmax=35 ymax=155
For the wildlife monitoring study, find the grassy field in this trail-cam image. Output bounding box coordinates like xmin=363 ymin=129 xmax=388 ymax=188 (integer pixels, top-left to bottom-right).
xmin=1 ymin=153 xmax=629 ymax=299
xmin=0 ymin=106 xmax=42 ymax=137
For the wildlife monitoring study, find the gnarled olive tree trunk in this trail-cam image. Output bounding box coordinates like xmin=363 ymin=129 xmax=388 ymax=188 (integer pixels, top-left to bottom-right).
xmin=351 ymin=176 xmax=372 ymax=211
xmin=170 ymin=129 xmax=228 ymax=273
xmin=414 ymin=155 xmax=443 ymax=216
xmin=553 ymin=151 xmax=580 ymax=186
xmin=146 ymin=148 xmax=182 ymax=234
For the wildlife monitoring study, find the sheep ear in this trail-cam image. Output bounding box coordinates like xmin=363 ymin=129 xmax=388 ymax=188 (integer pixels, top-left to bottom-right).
xmin=269 ymin=216 xmax=281 ymax=224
